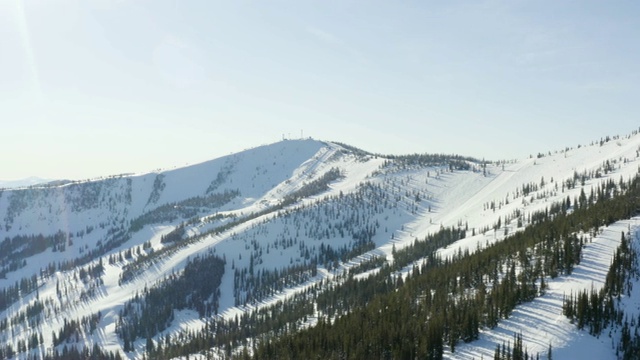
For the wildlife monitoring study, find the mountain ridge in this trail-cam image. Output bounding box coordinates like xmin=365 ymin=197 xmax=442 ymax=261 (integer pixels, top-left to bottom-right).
xmin=2 ymin=131 xmax=640 ymax=359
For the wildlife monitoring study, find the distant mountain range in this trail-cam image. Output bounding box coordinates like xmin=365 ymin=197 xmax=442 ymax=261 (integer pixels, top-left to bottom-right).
xmin=0 ymin=176 xmax=53 ymax=189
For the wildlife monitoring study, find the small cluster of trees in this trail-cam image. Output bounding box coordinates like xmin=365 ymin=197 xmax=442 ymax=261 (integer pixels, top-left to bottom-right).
xmin=146 ymin=173 xmax=166 ymax=206
xmin=563 ymin=231 xmax=640 ymax=358
xmin=130 ymin=189 xmax=240 ymax=233
xmin=43 ymin=344 xmax=122 ymax=360
xmin=282 ymin=167 xmax=343 ymax=203
xmin=233 ymin=261 xmax=317 ymax=306
xmin=206 ymin=159 xmax=236 ymax=194
xmin=384 ymin=153 xmax=478 ymax=171
xmin=117 ymin=251 xmax=225 ymax=350
xmin=52 ymin=313 xmax=102 ymax=346
xmin=0 ymin=231 xmax=73 ymax=277
xmin=493 ymin=333 xmax=551 ymax=360
xmin=160 ymin=225 xmax=186 ymax=244
xmin=0 ymin=273 xmax=38 ymax=313
xmin=2 ymin=299 xmax=44 ymax=332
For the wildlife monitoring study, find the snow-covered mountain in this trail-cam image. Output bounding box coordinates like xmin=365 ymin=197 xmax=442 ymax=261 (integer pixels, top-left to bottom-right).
xmin=0 ymin=177 xmax=53 ymax=190
xmin=2 ymin=132 xmax=640 ymax=359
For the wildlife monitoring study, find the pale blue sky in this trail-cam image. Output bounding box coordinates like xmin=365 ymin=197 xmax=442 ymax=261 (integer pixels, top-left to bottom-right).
xmin=1 ymin=0 xmax=639 ymax=181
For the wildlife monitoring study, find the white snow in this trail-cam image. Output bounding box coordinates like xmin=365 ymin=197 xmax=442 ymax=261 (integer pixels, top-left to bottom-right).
xmin=448 ymin=218 xmax=640 ymax=360
xmin=1 ymin=132 xmax=640 ymax=359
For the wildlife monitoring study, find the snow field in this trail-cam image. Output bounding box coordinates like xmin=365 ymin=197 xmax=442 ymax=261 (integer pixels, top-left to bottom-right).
xmin=1 ymin=133 xmax=640 ymax=359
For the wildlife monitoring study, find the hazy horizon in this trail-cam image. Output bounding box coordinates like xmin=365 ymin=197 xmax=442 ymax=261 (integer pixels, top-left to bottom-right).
xmin=2 ymin=1 xmax=639 ymax=180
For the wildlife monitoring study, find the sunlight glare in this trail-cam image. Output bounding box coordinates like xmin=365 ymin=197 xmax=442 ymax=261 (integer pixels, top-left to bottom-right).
xmin=13 ymin=0 xmax=43 ymax=106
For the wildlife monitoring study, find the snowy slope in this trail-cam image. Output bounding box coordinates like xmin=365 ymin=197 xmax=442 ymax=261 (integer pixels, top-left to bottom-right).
xmin=449 ymin=218 xmax=640 ymax=360
xmin=0 ymin=139 xmax=325 ymax=285
xmin=1 ymin=132 xmax=640 ymax=359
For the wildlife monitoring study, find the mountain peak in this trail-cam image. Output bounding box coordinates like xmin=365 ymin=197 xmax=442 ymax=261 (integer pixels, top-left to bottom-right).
xmin=2 ymin=131 xmax=640 ymax=359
